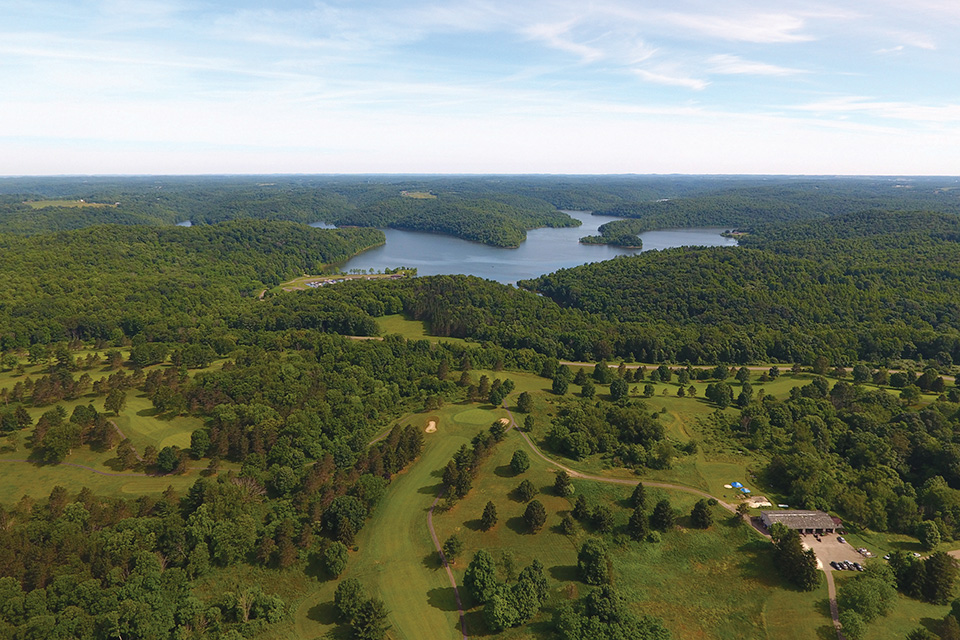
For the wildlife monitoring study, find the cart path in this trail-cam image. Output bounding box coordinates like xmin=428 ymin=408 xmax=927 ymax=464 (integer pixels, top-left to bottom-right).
xmin=824 ymin=570 xmax=845 ymax=640
xmin=502 ymin=400 xmax=844 ymax=637
xmin=427 ymin=487 xmax=469 ymax=640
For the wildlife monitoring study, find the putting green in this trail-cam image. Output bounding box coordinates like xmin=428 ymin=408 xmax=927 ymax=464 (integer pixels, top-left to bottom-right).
xmin=453 ymin=408 xmax=497 ymax=425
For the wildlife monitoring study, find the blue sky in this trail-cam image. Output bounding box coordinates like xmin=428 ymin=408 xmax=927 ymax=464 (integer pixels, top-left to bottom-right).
xmin=2 ymin=0 xmax=959 ymax=174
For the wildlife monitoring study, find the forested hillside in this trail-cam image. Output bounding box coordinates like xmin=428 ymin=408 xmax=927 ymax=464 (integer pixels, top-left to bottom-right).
xmin=331 ymin=194 xmax=577 ymax=247
xmin=0 ymin=221 xmax=382 ymax=349
xmin=524 ymin=210 xmax=960 ymax=364
xmin=581 ymin=178 xmax=960 ymax=245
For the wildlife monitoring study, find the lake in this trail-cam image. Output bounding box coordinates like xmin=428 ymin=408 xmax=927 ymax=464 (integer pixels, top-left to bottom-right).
xmin=318 ymin=211 xmax=737 ymax=285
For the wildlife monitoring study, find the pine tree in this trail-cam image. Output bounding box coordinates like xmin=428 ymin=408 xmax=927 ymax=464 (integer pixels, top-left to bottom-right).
xmin=627 ymin=506 xmax=649 ymax=541
xmin=481 ymin=501 xmax=498 ymax=531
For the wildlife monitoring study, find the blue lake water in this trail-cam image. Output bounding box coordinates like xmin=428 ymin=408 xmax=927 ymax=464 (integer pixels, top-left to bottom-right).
xmin=315 ymin=211 xmax=737 ymax=285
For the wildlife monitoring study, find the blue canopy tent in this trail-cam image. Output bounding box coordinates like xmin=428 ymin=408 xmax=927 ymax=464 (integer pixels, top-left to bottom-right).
xmin=731 ymin=482 xmax=743 ymax=488
xmin=740 ymin=487 xmax=751 ymax=494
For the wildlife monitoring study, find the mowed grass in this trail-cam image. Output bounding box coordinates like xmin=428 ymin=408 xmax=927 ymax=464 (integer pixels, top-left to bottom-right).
xmin=432 ymin=423 xmax=831 ymax=640
xmin=292 ymin=403 xmax=509 ymax=640
xmin=0 ymin=447 xmax=201 ymax=499
xmin=830 ymin=572 xmax=950 ymax=640
xmin=23 ymin=199 xmax=115 ymax=209
xmin=0 ymin=356 xmax=216 ymax=500
xmin=377 ymin=314 xmax=470 ymax=346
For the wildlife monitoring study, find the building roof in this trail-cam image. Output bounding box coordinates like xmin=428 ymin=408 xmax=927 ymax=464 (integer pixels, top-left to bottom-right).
xmin=761 ymin=510 xmax=838 ymax=530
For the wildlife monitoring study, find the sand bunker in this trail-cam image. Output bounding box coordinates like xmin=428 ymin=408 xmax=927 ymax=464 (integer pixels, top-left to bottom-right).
xmin=499 ymin=418 xmax=510 ymax=425
xmin=425 ymin=421 xmax=437 ymax=433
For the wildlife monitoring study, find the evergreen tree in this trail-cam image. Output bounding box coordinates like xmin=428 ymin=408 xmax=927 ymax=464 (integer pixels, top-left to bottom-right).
xmin=524 ymin=500 xmax=547 ymax=533
xmin=481 ymin=501 xmax=498 ymax=531
xmin=690 ymin=499 xmax=713 ymax=529
xmin=464 ymin=550 xmax=498 ymax=603
xmin=352 ymin=598 xmax=390 ymax=640
xmin=577 ymin=539 xmax=610 ymax=585
xmin=650 ymin=499 xmax=675 ymax=531
xmin=630 ymin=483 xmax=647 ymax=510
xmin=627 ymin=506 xmax=649 ymax=541
xmin=554 ymin=470 xmax=573 ymax=497
xmin=572 ymin=495 xmax=590 ymax=521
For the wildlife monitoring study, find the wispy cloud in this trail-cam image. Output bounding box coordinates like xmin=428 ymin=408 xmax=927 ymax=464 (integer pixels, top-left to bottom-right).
xmin=523 ymin=20 xmax=605 ymax=62
xmin=707 ymin=54 xmax=807 ymax=76
xmin=634 ymin=68 xmax=708 ymax=90
xmin=794 ymin=96 xmax=960 ymax=123
xmin=660 ymin=12 xmax=815 ymax=43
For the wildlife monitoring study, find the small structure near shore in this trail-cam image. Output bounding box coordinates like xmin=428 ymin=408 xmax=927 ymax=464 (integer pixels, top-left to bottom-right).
xmin=760 ymin=510 xmax=840 ymax=534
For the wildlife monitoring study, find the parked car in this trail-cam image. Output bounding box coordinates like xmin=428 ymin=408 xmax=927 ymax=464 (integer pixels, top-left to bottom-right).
xmin=838 ymin=536 xmax=846 ymax=543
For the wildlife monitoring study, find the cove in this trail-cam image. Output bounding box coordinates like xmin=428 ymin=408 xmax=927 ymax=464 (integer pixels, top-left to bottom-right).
xmin=315 ymin=211 xmax=737 ymax=285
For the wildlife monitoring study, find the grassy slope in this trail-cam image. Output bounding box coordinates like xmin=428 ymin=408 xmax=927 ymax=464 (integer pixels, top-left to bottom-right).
xmin=292 ymin=403 xmax=509 ymax=640
xmin=430 ymin=417 xmax=830 ymax=640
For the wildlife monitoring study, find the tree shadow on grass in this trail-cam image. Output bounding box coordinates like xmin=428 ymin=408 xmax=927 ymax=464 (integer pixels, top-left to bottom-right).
xmin=463 ymin=518 xmax=485 ymax=532
xmin=462 ymin=609 xmax=494 ymax=637
xmin=307 ymin=601 xmax=339 ymax=625
xmin=816 ymin=624 xmax=837 ymax=640
xmin=418 ymin=481 xmax=444 ymax=496
xmin=137 ymin=407 xmax=160 ymax=418
xmin=304 ymin=552 xmax=328 ymax=581
xmin=735 ymin=539 xmax=783 ymax=590
xmin=506 ymin=516 xmax=529 ymax=535
xmin=423 ymin=552 xmax=442 ymax=571
xmin=815 ymin=596 xmax=832 ymax=621
xmin=920 ymin=617 xmax=943 ymax=636
xmin=494 ymin=464 xmax=514 ymax=478
xmin=548 ymin=564 xmax=579 ymax=583
xmin=426 ymin=587 xmax=462 ymax=613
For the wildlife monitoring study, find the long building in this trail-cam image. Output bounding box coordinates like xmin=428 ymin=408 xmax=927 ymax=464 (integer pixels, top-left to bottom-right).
xmin=759 ymin=510 xmax=840 ymax=534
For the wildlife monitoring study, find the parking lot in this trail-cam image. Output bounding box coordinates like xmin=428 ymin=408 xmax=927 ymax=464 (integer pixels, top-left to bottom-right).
xmin=801 ymin=533 xmax=871 ymax=572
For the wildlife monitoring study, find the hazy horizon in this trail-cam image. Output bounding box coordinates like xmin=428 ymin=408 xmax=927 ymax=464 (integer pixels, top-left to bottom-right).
xmin=4 ymin=0 xmax=960 ymax=176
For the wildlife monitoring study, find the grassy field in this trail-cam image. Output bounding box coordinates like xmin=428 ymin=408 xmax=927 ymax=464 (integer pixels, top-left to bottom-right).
xmin=377 ymin=314 xmax=470 ymax=346
xmin=0 ymin=353 xmax=216 ymax=500
xmin=429 ymin=419 xmax=831 ymax=640
xmin=831 ymin=571 xmax=950 ymax=640
xmin=22 ymin=199 xmax=116 ymax=209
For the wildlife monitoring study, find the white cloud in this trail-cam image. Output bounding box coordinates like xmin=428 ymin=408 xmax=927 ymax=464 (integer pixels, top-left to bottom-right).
xmin=523 ymin=20 xmax=605 ymax=62
xmin=794 ymin=96 xmax=960 ymax=123
xmin=707 ymin=54 xmax=806 ymax=76
xmin=634 ymin=68 xmax=708 ymax=90
xmin=660 ymin=12 xmax=815 ymax=43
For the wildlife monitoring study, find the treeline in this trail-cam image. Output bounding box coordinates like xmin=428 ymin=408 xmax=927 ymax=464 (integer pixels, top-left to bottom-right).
xmin=523 ymin=211 xmax=960 ymax=364
xmin=582 ymin=178 xmax=960 ymax=243
xmin=331 ymin=195 xmax=576 ymax=248
xmin=0 ymin=221 xmax=383 ymax=349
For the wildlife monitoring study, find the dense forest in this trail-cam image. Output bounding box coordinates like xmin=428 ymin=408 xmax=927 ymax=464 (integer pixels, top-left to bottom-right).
xmin=523 ymin=210 xmax=960 ymax=364
xmin=0 ymin=221 xmax=383 ymax=350
xmin=580 ymin=178 xmax=960 ymax=245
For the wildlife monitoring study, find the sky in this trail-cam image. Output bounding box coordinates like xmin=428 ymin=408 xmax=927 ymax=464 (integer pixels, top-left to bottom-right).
xmin=2 ymin=0 xmax=959 ymax=175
